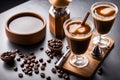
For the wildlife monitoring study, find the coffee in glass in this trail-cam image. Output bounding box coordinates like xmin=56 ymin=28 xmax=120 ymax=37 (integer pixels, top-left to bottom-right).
xmin=64 ymin=17 xmax=94 ymax=68
xmin=91 ymin=2 xmax=118 ymax=48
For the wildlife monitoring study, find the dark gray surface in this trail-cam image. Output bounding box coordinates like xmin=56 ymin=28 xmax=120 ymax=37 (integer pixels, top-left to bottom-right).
xmin=0 ymin=0 xmax=120 ymax=80
xmin=0 ymin=0 xmax=28 ymax=13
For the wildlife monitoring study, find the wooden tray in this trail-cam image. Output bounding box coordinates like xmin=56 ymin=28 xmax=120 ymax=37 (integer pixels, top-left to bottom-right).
xmin=62 ymin=33 xmax=114 ymax=78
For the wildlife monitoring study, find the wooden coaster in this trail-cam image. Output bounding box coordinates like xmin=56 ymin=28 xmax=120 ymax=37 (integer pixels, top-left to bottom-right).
xmin=62 ymin=33 xmax=114 ymax=78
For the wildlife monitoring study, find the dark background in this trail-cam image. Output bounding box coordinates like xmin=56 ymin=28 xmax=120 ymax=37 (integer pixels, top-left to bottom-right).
xmin=0 ymin=0 xmax=28 ymax=13
xmin=0 ymin=0 xmax=120 ymax=80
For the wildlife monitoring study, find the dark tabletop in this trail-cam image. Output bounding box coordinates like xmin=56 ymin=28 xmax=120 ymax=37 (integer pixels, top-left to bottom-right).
xmin=0 ymin=0 xmax=120 ymax=80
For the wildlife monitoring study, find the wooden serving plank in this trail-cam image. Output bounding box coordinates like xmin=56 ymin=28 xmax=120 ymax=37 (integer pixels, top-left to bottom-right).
xmin=63 ymin=33 xmax=114 ymax=78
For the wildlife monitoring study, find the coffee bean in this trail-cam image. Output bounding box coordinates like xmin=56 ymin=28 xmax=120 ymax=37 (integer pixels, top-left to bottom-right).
xmin=35 ymin=60 xmax=38 ymax=64
xmin=14 ymin=49 xmax=20 ymax=53
xmin=18 ymin=52 xmax=22 ymax=56
xmin=30 ymin=52 xmax=34 ymax=55
xmin=13 ymin=67 xmax=18 ymax=71
xmin=20 ymin=54 xmax=24 ymax=58
xmin=41 ymin=65 xmax=45 ymax=70
xmin=16 ymin=58 xmax=21 ymax=61
xmin=18 ymin=73 xmax=23 ymax=78
xmin=40 ymin=47 xmax=44 ymax=51
xmin=27 ymin=60 xmax=31 ymax=64
xmin=31 ymin=55 xmax=36 ymax=59
xmin=58 ymin=73 xmax=63 ymax=78
xmin=36 ymin=64 xmax=40 ymax=67
xmin=25 ymin=64 xmax=30 ymax=68
xmin=20 ymin=63 xmax=24 ymax=68
xmin=47 ymin=58 xmax=51 ymax=63
xmin=10 ymin=54 xmax=15 ymax=58
xmin=57 ymin=69 xmax=61 ymax=73
xmin=39 ymin=58 xmax=43 ymax=63
xmin=34 ymin=65 xmax=38 ymax=70
xmin=40 ymin=73 xmax=45 ymax=78
xmin=23 ymin=54 xmax=28 ymax=58
xmin=30 ymin=63 xmax=34 ymax=67
xmin=49 ymin=55 xmax=53 ymax=59
xmin=97 ymin=67 xmax=104 ymax=75
xmin=28 ymin=71 xmax=32 ymax=76
xmin=45 ymin=50 xmax=51 ymax=55
xmin=24 ymin=70 xmax=28 ymax=74
xmin=31 ymin=59 xmax=35 ymax=63
xmin=63 ymin=73 xmax=69 ymax=79
xmin=46 ymin=76 xmax=51 ymax=80
xmin=51 ymin=68 xmax=56 ymax=74
xmin=34 ymin=69 xmax=39 ymax=74
xmin=42 ymin=62 xmax=46 ymax=67
xmin=22 ymin=68 xmax=25 ymax=72
xmin=54 ymin=61 xmax=58 ymax=64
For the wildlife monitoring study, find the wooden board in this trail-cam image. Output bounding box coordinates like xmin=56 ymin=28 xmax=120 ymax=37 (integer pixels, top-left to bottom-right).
xmin=62 ymin=33 xmax=114 ymax=78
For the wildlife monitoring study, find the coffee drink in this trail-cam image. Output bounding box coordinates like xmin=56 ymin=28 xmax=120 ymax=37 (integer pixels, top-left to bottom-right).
xmin=64 ymin=18 xmax=93 ymax=55
xmin=91 ymin=2 xmax=118 ymax=34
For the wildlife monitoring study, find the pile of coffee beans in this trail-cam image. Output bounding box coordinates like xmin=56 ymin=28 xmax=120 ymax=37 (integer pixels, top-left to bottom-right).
xmin=0 ymin=51 xmax=16 ymax=62
xmin=1 ymin=39 xmax=71 ymax=80
xmin=48 ymin=39 xmax=63 ymax=52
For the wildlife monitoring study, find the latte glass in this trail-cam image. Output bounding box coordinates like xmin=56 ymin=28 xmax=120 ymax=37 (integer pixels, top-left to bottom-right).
xmin=64 ymin=17 xmax=94 ymax=68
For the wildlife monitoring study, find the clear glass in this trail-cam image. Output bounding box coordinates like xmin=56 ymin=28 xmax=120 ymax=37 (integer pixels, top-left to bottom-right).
xmin=91 ymin=2 xmax=118 ymax=48
xmin=63 ymin=17 xmax=94 ymax=68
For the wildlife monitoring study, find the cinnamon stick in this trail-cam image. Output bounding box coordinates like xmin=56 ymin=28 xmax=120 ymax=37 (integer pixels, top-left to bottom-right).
xmin=81 ymin=12 xmax=90 ymax=25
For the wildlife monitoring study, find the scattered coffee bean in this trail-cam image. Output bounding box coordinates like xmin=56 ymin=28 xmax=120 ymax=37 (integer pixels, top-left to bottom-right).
xmin=34 ymin=69 xmax=39 ymax=74
xmin=58 ymin=73 xmax=62 ymax=78
xmin=66 ymin=46 xmax=69 ymax=49
xmin=22 ymin=68 xmax=25 ymax=72
xmin=18 ymin=73 xmax=23 ymax=78
xmin=40 ymin=73 xmax=45 ymax=78
xmin=35 ymin=60 xmax=38 ymax=64
xmin=30 ymin=63 xmax=34 ymax=67
xmin=16 ymin=58 xmax=21 ymax=61
xmin=24 ymin=70 xmax=28 ymax=74
xmin=54 ymin=60 xmax=58 ymax=64
xmin=27 ymin=60 xmax=31 ymax=64
xmin=25 ymin=64 xmax=30 ymax=68
xmin=13 ymin=66 xmax=18 ymax=71
xmin=46 ymin=76 xmax=51 ymax=80
xmin=45 ymin=50 xmax=51 ymax=55
xmin=31 ymin=59 xmax=35 ymax=63
xmin=49 ymin=55 xmax=53 ymax=59
xmin=51 ymin=68 xmax=56 ymax=74
xmin=41 ymin=65 xmax=45 ymax=70
xmin=36 ymin=64 xmax=40 ymax=67
xmin=31 ymin=55 xmax=36 ymax=59
xmin=63 ymin=73 xmax=69 ymax=79
xmin=10 ymin=54 xmax=15 ymax=58
xmin=30 ymin=52 xmax=34 ymax=55
xmin=47 ymin=58 xmax=51 ymax=63
xmin=34 ymin=65 xmax=38 ymax=70
xmin=39 ymin=58 xmax=43 ymax=63
xmin=23 ymin=54 xmax=28 ymax=58
xmin=18 ymin=52 xmax=22 ymax=56
xmin=14 ymin=49 xmax=20 ymax=53
xmin=20 ymin=63 xmax=24 ymax=68
xmin=28 ymin=71 xmax=32 ymax=76
xmin=40 ymin=47 xmax=44 ymax=51
xmin=42 ymin=62 xmax=46 ymax=67
xmin=97 ymin=67 xmax=103 ymax=75
xmin=19 ymin=54 xmax=24 ymax=58
xmin=57 ymin=69 xmax=61 ymax=73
